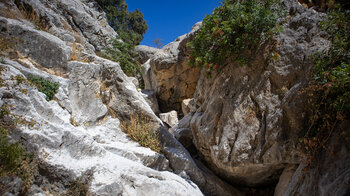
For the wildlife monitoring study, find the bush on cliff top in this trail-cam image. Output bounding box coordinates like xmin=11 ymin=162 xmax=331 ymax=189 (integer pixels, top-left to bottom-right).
xmin=96 ymin=0 xmax=146 ymax=86
xmin=187 ymin=0 xmax=282 ymax=74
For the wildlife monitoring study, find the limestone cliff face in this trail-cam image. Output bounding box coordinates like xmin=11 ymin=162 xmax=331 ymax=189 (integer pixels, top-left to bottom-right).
xmin=152 ymin=0 xmax=349 ymax=195
xmin=0 ymin=1 xmax=239 ymax=195
xmin=188 ymin=0 xmax=330 ymax=187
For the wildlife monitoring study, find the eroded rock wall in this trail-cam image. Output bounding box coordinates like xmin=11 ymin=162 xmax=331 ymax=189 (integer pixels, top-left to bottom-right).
xmin=188 ymin=0 xmax=330 ymax=187
xmin=0 ymin=0 xmax=238 ymax=195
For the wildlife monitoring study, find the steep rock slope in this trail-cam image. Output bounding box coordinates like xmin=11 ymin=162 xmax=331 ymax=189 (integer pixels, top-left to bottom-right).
xmin=0 ymin=0 xmax=235 ymax=195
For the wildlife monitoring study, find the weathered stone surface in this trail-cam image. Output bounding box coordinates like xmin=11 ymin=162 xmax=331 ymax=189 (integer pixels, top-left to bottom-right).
xmin=0 ymin=61 xmax=203 ymax=195
xmin=0 ymin=0 xmax=116 ymax=60
xmin=282 ymin=121 xmax=350 ymax=196
xmin=128 ymin=76 xmax=139 ymax=89
xmin=144 ymin=22 xmax=202 ymax=113
xmin=188 ymin=0 xmax=330 ymax=187
xmin=141 ymin=89 xmax=160 ymax=114
xmin=0 ymin=0 xmax=232 ymax=195
xmin=68 ymin=61 xmax=108 ymax=124
xmin=0 ymin=1 xmax=243 ymax=193
xmin=182 ymin=98 xmax=196 ymax=116
xmin=0 ymin=177 xmax=22 ymax=196
xmin=170 ymin=114 xmax=195 ymax=154
xmin=141 ymin=59 xmax=152 ymax=90
xmin=135 ymin=45 xmax=160 ymax=64
xmin=274 ymin=165 xmax=297 ymax=196
xmin=158 ymin=125 xmax=243 ymax=196
xmin=160 ymin=110 xmax=179 ymax=127
xmin=14 ymin=0 xmax=115 ymax=51
xmin=0 ymin=17 xmax=71 ymax=72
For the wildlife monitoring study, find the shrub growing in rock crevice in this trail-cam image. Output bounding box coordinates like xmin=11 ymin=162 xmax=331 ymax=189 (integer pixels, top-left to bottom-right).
xmin=0 ymin=104 xmax=37 ymax=194
xmin=121 ymin=114 xmax=161 ymax=153
xmin=302 ymin=4 xmax=350 ymax=164
xmin=187 ymin=0 xmax=283 ymax=75
xmin=27 ymin=75 xmax=59 ymax=101
xmin=100 ymin=36 xmax=141 ymax=78
xmin=96 ymin=0 xmax=147 ymax=87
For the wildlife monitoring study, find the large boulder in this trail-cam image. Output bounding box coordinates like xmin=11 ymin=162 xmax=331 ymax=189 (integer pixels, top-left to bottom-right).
xmin=142 ymin=22 xmax=202 ymax=113
xmin=188 ymin=0 xmax=330 ymax=188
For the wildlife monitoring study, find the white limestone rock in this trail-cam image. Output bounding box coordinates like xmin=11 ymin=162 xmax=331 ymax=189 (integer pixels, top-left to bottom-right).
xmin=160 ymin=111 xmax=179 ymax=127
xmin=0 ymin=62 xmax=203 ymax=196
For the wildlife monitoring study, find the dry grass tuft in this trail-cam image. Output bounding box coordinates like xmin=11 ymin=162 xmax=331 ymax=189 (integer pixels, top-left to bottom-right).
xmin=70 ymin=42 xmax=82 ymax=61
xmin=121 ymin=114 xmax=161 ymax=153
xmin=18 ymin=5 xmax=49 ymax=31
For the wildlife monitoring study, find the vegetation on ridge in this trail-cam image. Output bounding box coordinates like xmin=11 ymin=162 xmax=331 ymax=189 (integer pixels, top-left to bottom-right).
xmin=187 ymin=0 xmax=282 ymax=75
xmin=96 ymin=0 xmax=146 ymax=86
xmin=96 ymin=0 xmax=147 ymax=45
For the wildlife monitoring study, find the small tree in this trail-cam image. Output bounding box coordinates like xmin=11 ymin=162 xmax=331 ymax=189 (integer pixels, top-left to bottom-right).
xmin=153 ymin=38 xmax=163 ymax=49
xmin=96 ymin=0 xmax=148 ymax=45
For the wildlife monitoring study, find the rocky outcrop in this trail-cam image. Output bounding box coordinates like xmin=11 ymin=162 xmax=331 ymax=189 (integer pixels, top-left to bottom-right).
xmin=140 ymin=22 xmax=202 ymax=113
xmin=0 ymin=0 xmax=243 ymax=195
xmin=135 ymin=45 xmax=160 ymax=64
xmin=173 ymin=0 xmax=331 ymax=189
xmin=1 ymin=0 xmax=116 ymax=53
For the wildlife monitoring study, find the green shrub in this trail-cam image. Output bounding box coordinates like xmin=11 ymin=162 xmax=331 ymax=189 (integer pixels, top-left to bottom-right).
xmin=0 ymin=108 xmax=37 ymax=194
xmin=96 ymin=1 xmax=146 ymax=86
xmin=121 ymin=114 xmax=161 ymax=153
xmin=101 ymin=36 xmax=141 ymax=77
xmin=99 ymin=36 xmax=144 ymax=88
xmin=302 ymin=5 xmax=349 ymax=162
xmin=27 ymin=75 xmax=59 ymax=101
xmin=0 ymin=56 xmax=4 ymax=64
xmin=96 ymin=0 xmax=148 ymax=45
xmin=187 ymin=0 xmax=282 ymax=74
xmin=0 ymin=128 xmax=26 ymax=170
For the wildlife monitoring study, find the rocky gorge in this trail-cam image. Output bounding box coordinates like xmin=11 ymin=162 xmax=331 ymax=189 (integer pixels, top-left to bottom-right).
xmin=0 ymin=0 xmax=349 ymax=196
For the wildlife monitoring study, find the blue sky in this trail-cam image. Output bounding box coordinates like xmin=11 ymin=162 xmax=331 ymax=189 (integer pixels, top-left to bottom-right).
xmin=127 ymin=0 xmax=220 ymax=47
